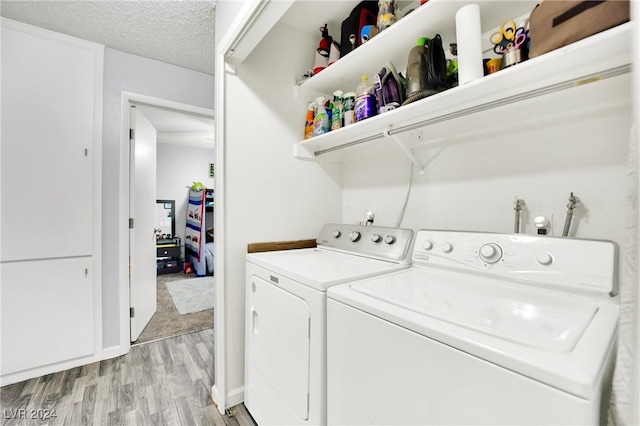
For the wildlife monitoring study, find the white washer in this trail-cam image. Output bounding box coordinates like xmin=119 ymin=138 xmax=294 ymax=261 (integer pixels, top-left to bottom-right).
xmin=244 ymin=223 xmax=414 ymax=426
xmin=327 ymin=230 xmax=619 ymax=425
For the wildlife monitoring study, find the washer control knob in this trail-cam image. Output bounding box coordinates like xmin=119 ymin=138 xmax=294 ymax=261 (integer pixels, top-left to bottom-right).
xmin=536 ymin=252 xmax=553 ymax=266
xmin=371 ymin=233 xmax=382 ymax=243
xmin=479 ymin=243 xmax=503 ymax=263
xmin=384 ymin=235 xmax=396 ymax=245
xmin=423 ymin=240 xmax=434 ymax=250
xmin=332 ymin=230 xmax=341 ymax=238
xmin=442 ymin=243 xmax=453 ymax=253
xmin=349 ymin=231 xmax=361 ymax=242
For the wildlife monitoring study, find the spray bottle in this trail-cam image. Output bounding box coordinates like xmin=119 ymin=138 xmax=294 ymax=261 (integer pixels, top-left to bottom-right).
xmin=313 ymin=96 xmax=329 ymax=136
xmin=304 ymin=102 xmax=316 ymax=140
xmin=331 ymin=90 xmax=344 ymax=131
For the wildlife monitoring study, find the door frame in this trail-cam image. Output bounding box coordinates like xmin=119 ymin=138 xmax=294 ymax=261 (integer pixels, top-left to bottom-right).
xmin=118 ymin=91 xmax=215 ymax=352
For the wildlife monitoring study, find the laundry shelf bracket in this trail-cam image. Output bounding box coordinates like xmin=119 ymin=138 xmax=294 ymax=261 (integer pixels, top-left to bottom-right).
xmin=384 ymin=129 xmax=425 ymax=175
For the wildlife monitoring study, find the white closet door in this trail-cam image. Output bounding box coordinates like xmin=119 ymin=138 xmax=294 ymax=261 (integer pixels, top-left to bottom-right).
xmin=1 ymin=21 xmax=97 ymax=261
xmin=0 ymin=19 xmax=103 ymax=386
xmin=1 ymin=258 xmax=95 ymax=375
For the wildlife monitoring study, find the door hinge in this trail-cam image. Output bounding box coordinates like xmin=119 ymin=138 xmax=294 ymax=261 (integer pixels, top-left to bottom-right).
xmin=130 ymin=307 xmax=135 ymax=318
xmin=84 ymin=148 xmax=88 ymax=157
xmin=129 ymin=218 xmax=134 ymax=229
xmin=130 ymin=129 xmax=135 ymax=140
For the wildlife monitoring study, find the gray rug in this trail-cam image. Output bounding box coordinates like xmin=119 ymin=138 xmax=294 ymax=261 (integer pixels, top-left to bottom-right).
xmin=166 ymin=276 xmax=215 ymax=315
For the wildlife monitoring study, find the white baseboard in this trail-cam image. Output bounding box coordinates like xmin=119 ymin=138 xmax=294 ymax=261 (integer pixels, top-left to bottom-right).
xmin=211 ymin=384 xmax=225 ymax=414
xmin=210 ymin=384 xmax=244 ymax=413
xmin=102 ymin=345 xmax=127 ymax=360
xmin=227 ymin=386 xmax=244 ymax=408
xmin=0 ymin=352 xmax=100 ymax=387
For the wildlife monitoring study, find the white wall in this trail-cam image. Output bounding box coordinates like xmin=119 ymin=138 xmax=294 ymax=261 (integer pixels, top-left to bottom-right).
xmin=630 ymin=2 xmax=640 ymax=423
xmin=102 ymin=48 xmax=214 ymax=348
xmin=156 ymin=143 xmax=215 ymax=249
xmin=218 ymin=20 xmax=343 ymax=401
xmin=343 ymin=103 xmax=629 ymax=246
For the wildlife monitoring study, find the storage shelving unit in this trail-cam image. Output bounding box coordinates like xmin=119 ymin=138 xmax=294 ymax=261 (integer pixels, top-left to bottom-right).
xmin=288 ymin=1 xmax=632 ymax=168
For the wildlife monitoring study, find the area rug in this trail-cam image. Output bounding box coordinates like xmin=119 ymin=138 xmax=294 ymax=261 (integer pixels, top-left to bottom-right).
xmin=166 ymin=276 xmax=215 ymax=315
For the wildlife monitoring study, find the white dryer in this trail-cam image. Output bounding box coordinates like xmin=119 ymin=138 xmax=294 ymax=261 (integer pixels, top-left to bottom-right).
xmin=327 ymin=230 xmax=619 ymax=425
xmin=244 ymin=223 xmax=414 ymax=426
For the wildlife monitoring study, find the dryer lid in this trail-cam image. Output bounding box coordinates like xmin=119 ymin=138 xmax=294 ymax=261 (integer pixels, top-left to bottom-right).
xmin=247 ymin=248 xmax=409 ymax=292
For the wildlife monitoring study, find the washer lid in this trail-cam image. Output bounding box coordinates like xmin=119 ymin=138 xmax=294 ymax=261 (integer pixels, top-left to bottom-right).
xmin=247 ymin=248 xmax=409 ymax=292
xmin=350 ymin=268 xmax=597 ymax=352
xmin=329 ymin=268 xmax=619 ymax=399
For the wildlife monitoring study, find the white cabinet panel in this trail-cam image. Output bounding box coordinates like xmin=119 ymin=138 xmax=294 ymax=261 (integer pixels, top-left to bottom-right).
xmin=0 ymin=19 xmax=102 ymax=386
xmin=1 ymin=258 xmax=95 ymax=375
xmin=1 ymin=21 xmax=101 ymax=261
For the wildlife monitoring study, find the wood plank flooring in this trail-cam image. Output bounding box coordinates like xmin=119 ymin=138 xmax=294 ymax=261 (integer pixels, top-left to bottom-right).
xmin=1 ymin=329 xmax=255 ymax=426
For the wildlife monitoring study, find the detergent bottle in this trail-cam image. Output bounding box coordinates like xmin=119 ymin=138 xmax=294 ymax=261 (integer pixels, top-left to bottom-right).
xmin=355 ymin=75 xmax=377 ymax=122
xmin=304 ymin=102 xmax=315 ymax=140
xmin=313 ymin=97 xmax=329 ymax=136
xmin=331 ymin=90 xmax=344 ymax=131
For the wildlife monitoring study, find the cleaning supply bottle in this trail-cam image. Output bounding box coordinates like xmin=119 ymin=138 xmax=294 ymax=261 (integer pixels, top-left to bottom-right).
xmin=343 ymin=92 xmax=356 ymax=126
xmin=304 ymin=102 xmax=315 ymax=139
xmin=331 ymin=90 xmax=344 ymax=131
xmin=377 ymin=0 xmax=397 ymax=32
xmin=355 ymin=75 xmax=377 ymax=122
xmin=313 ymin=96 xmax=329 ymax=136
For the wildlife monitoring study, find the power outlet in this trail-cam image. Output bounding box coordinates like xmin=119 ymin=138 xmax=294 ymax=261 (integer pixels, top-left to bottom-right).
xmin=532 ymin=214 xmax=553 ymax=236
xmin=366 ymin=210 xmax=376 ymax=226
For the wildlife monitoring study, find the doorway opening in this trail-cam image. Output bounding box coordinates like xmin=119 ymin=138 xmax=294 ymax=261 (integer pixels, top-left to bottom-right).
xmin=131 ymin=104 xmax=215 ymax=346
xmin=118 ymin=92 xmax=215 ymax=350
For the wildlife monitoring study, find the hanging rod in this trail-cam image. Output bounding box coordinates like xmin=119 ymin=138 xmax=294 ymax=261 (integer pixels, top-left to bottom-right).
xmin=313 ymin=63 xmax=630 ymax=158
xmin=314 ymin=132 xmax=386 ymax=156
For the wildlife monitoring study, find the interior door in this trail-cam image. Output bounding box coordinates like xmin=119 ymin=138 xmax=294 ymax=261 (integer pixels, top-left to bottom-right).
xmin=130 ymin=106 xmax=158 ymax=341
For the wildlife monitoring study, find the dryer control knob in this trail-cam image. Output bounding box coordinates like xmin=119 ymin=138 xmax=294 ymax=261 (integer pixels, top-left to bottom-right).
xmin=536 ymin=252 xmax=553 ymax=266
xmin=349 ymin=231 xmax=361 ymax=242
xmin=371 ymin=233 xmax=382 ymax=243
xmin=384 ymin=235 xmax=396 ymax=245
xmin=479 ymin=243 xmax=502 ymax=263
xmin=442 ymin=243 xmax=453 ymax=253
xmin=332 ymin=230 xmax=341 ymax=238
xmin=423 ymin=240 xmax=434 ymax=250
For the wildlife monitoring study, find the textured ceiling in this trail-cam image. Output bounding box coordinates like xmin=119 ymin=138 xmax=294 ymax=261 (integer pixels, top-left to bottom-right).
xmin=1 ymin=0 xmax=216 ymax=75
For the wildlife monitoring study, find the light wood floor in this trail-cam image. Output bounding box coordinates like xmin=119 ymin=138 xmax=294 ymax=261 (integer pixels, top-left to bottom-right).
xmin=0 ymin=329 xmax=255 ymax=426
